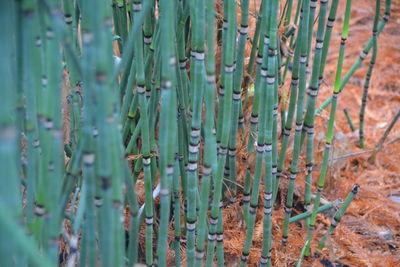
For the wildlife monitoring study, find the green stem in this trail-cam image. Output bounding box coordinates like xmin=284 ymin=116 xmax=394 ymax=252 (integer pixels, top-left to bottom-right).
xmin=305 ymin=0 xmax=353 ymax=255
xmin=318 ymin=184 xmax=359 ymax=249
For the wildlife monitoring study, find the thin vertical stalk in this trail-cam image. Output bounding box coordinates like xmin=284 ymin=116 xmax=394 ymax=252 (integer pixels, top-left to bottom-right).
xmin=22 ymin=0 xmax=42 ymax=230
xmin=0 ymin=1 xmax=23 ymax=265
xmin=205 ymin=0 xmax=236 ymax=265
xmin=186 ymin=0 xmax=206 ymax=264
xmin=227 ymin=0 xmax=249 ymax=201
xmin=282 ymin=0 xmax=311 ymax=245
xmin=239 ymin=1 xmax=270 ymax=265
xmin=300 ymin=0 xmax=331 ymax=229
xmin=260 ymin=0 xmax=278 ymax=265
xmin=305 ymin=0 xmax=353 ymax=255
xmin=173 ymin=158 xmax=182 ymax=267
xmin=246 ymin=0 xmax=266 ymax=153
xmin=195 ymin=0 xmax=218 ymax=264
xmin=157 ymin=0 xmax=178 ymax=266
xmin=359 ymin=0 xmax=380 ymax=148
xmin=216 ymin=205 xmax=225 ymax=267
xmin=243 ymin=0 xmax=263 ymax=90
xmin=39 ymin=0 xmax=65 ymax=261
xmin=131 ymin=1 xmax=155 ymax=265
xmin=281 ymin=0 xmax=303 ymax=83
xmin=273 ymin=0 xmax=304 ymax=203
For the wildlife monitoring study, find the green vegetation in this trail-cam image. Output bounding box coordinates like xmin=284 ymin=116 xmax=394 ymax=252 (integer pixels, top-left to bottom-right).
xmin=0 ymin=0 xmax=391 ymax=266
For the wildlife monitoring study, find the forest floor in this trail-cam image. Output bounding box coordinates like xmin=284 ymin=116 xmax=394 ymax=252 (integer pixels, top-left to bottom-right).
xmin=213 ymin=0 xmax=400 ymax=266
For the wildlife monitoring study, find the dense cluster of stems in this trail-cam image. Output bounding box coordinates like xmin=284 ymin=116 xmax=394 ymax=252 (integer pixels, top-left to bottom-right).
xmin=0 ymin=0 xmax=391 ymax=266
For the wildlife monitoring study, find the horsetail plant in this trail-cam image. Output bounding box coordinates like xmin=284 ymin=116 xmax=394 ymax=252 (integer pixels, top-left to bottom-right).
xmin=344 ymin=108 xmax=355 ymax=132
xmin=318 ymin=184 xmax=360 ymax=249
xmin=260 ymin=0 xmax=279 ymax=264
xmin=305 ymin=0 xmax=354 ymax=256
xmin=315 ymin=0 xmax=392 ymax=116
xmin=186 ymin=0 xmax=206 ymax=264
xmin=273 ymin=0 xmax=305 ymax=203
xmin=227 ymin=0 xmax=249 ymax=202
xmin=195 ymin=0 xmax=219 ymax=266
xmin=0 ymin=1 xmax=23 ymax=265
xmin=0 ymin=0 xmax=392 ymax=266
xmin=282 ymin=0 xmax=311 ymax=245
xmin=300 ymin=0 xmax=338 ymax=232
xmin=289 ymin=201 xmax=340 ymax=224
xmin=359 ymin=0 xmax=380 ymax=148
xmin=239 ymin=1 xmax=271 ymax=265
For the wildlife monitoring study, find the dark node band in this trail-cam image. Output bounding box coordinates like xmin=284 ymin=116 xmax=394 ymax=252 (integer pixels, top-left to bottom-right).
xmin=101 ymin=177 xmax=111 ymax=190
